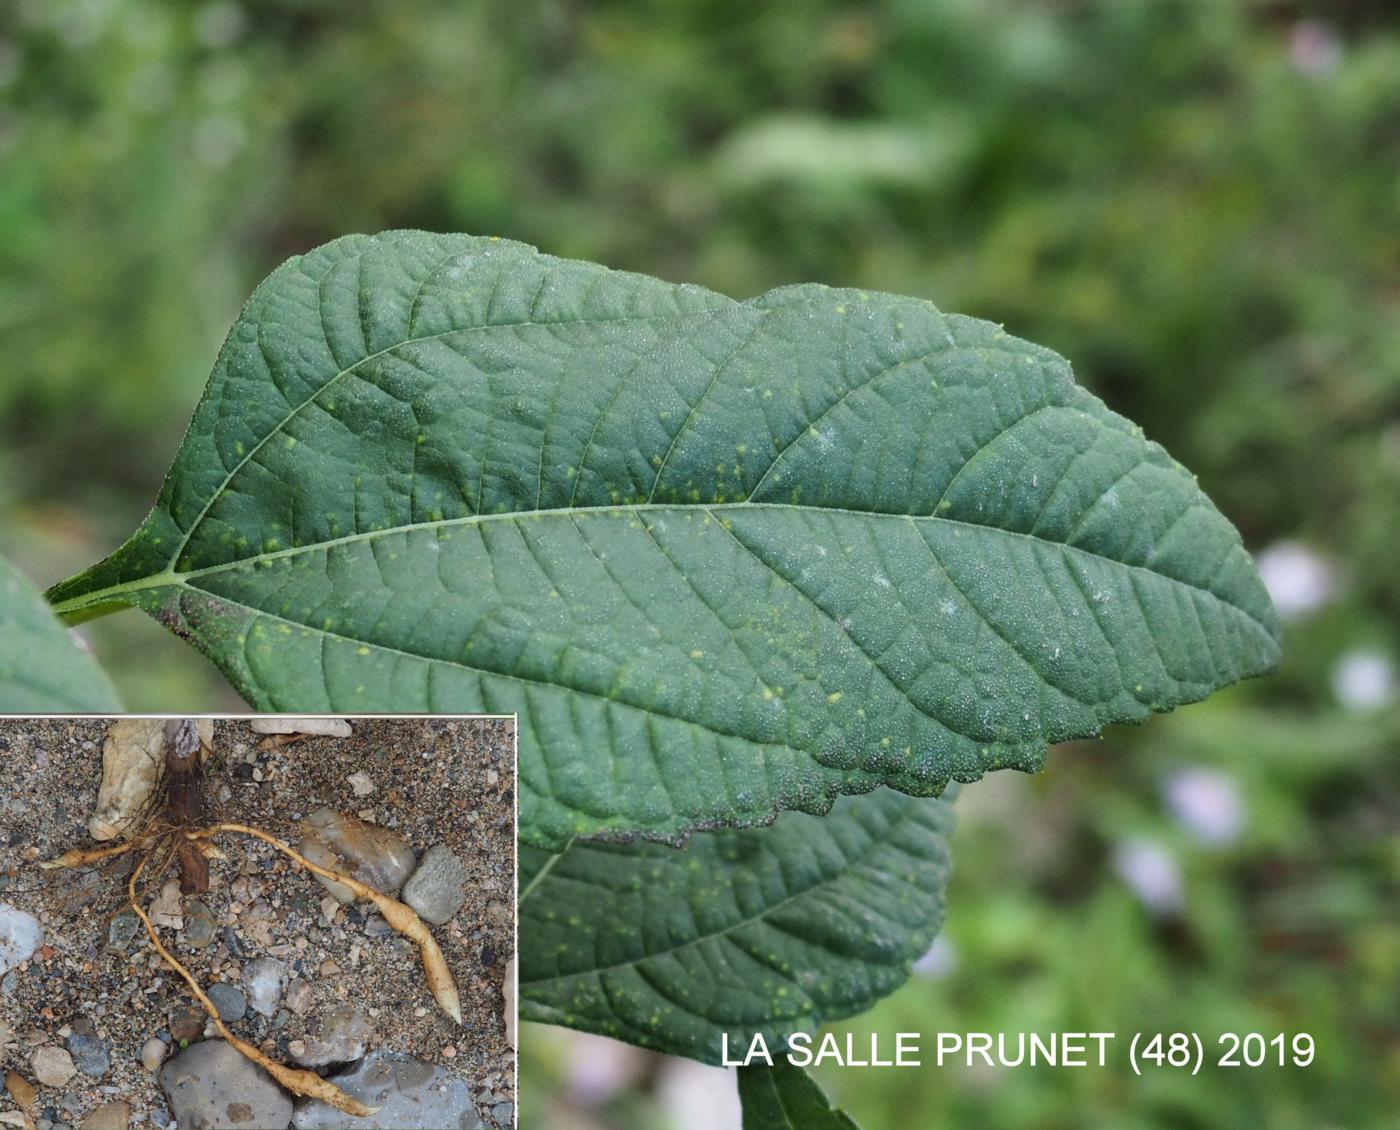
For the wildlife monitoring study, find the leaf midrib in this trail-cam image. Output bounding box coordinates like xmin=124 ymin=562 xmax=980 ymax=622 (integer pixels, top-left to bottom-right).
xmin=51 ymin=500 xmax=1272 ymax=638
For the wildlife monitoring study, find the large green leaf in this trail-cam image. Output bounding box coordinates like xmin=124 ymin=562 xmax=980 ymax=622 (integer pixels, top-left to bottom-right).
xmin=0 ymin=553 xmax=120 ymax=710
xmin=518 ymin=790 xmax=953 ymax=1063
xmin=46 ymin=231 xmax=1280 ymax=847
xmin=738 ymin=1062 xmax=861 ymax=1130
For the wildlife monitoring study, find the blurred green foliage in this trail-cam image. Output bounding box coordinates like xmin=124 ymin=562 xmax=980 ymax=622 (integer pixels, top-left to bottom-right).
xmin=1 ymin=0 xmax=1397 ymax=1125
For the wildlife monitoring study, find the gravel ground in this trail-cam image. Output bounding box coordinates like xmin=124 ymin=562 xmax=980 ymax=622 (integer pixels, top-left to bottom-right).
xmin=0 ymin=716 xmax=515 ymax=1129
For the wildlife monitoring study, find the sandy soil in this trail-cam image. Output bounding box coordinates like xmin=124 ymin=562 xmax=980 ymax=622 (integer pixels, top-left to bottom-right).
xmin=0 ymin=716 xmax=515 ymax=1129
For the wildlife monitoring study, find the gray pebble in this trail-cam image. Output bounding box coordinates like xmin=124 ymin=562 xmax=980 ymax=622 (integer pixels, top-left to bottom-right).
xmin=66 ymin=1023 xmax=111 ymax=1078
xmin=32 ymin=1044 xmax=78 ymax=1086
xmin=221 ymin=926 xmax=248 ymax=958
xmin=241 ymin=956 xmax=286 ymax=1018
xmin=291 ymin=1004 xmax=371 ymax=1068
xmin=159 ymin=1039 xmax=293 ymax=1130
xmin=207 ymin=982 xmax=247 ymax=1023
xmin=284 ymin=978 xmax=313 ymax=1016
xmin=401 ymin=844 xmax=469 ymax=925
xmin=0 ymin=903 xmax=43 ymax=974
xmin=105 ymin=910 xmax=140 ymax=954
xmin=140 ymin=1037 xmax=169 ymax=1072
xmin=181 ymin=900 xmax=217 ymax=949
xmin=491 ymin=1101 xmax=514 ymax=1127
xmin=299 ymin=809 xmax=415 ymax=904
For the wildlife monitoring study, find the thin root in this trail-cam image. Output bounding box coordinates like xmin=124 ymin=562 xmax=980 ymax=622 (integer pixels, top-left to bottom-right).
xmin=128 ymin=851 xmax=377 ymax=1118
xmin=189 ymin=822 xmax=463 ymax=1025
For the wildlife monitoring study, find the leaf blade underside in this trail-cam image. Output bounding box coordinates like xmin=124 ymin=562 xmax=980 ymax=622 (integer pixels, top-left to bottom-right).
xmin=738 ymin=1062 xmax=862 ymax=1130
xmin=47 ymin=231 xmax=1280 ymax=847
xmin=0 ymin=553 xmax=120 ymax=711
xmin=518 ymin=790 xmax=954 ymax=1064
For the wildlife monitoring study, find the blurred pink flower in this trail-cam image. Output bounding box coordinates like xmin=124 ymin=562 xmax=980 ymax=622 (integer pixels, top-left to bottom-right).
xmin=1256 ymin=540 xmax=1336 ymax=619
xmin=912 ymin=935 xmax=959 ymax=981
xmin=1112 ymin=839 xmax=1184 ymax=915
xmin=1331 ymin=648 xmax=1397 ymax=713
xmin=1289 ymin=20 xmax=1342 ymax=76
xmin=562 ymin=1030 xmax=648 ymax=1106
xmin=657 ymin=1059 xmax=741 ymax=1130
xmin=1164 ymin=767 xmax=1247 ymax=848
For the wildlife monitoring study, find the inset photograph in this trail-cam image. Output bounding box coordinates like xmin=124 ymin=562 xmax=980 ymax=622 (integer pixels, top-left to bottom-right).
xmin=0 ymin=716 xmax=516 ymax=1130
